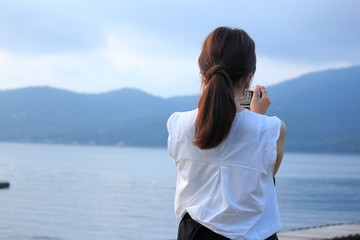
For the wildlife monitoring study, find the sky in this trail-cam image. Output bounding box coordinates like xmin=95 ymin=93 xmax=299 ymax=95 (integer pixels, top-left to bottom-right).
xmin=0 ymin=0 xmax=359 ymax=98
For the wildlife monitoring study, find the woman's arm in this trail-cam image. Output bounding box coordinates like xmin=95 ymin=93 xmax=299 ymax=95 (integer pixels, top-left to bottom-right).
xmin=273 ymin=121 xmax=286 ymax=176
xmin=250 ymin=85 xmax=271 ymax=114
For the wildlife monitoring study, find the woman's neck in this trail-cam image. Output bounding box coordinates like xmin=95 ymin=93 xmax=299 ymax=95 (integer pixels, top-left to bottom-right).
xmin=234 ymin=88 xmax=247 ymax=113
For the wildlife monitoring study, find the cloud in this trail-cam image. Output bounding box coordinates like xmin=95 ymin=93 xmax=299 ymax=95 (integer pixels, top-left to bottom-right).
xmin=0 ymin=1 xmax=104 ymax=55
xmin=105 ymin=29 xmax=200 ymax=96
xmin=0 ymin=25 xmax=357 ymax=98
xmin=1 ymin=0 xmax=359 ymax=62
xmin=0 ymin=50 xmax=93 ymax=90
xmin=0 ymin=28 xmax=201 ymax=97
xmin=0 ymin=0 xmax=359 ymax=97
xmin=252 ymin=55 xmax=354 ymax=88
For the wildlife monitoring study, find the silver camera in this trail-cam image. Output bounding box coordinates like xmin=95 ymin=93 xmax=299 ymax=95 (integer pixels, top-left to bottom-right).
xmin=239 ymin=90 xmax=254 ymax=108
xmin=239 ymin=90 xmax=262 ymax=108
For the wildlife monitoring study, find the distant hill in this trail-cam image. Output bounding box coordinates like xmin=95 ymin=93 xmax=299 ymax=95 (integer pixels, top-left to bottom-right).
xmin=0 ymin=66 xmax=359 ymax=153
xmin=266 ymin=66 xmax=360 ymax=153
xmin=0 ymin=87 xmax=197 ymax=147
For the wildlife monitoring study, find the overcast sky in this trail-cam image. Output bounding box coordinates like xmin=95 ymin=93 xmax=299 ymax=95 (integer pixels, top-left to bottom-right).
xmin=0 ymin=0 xmax=359 ymax=97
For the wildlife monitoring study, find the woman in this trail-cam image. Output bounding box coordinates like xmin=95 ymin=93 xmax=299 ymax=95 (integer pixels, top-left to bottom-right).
xmin=167 ymin=27 xmax=286 ymax=240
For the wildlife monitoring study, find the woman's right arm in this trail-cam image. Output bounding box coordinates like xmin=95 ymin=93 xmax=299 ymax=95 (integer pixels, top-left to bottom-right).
xmin=273 ymin=121 xmax=286 ymax=176
xmin=250 ymin=85 xmax=271 ymax=115
xmin=250 ymin=85 xmax=286 ymax=175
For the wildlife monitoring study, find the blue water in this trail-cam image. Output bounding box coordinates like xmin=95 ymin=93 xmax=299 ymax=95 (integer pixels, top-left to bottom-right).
xmin=276 ymin=153 xmax=360 ymax=230
xmin=0 ymin=143 xmax=359 ymax=240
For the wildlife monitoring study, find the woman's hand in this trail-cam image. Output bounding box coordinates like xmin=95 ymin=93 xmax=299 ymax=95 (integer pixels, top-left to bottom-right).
xmin=250 ymin=85 xmax=271 ymax=114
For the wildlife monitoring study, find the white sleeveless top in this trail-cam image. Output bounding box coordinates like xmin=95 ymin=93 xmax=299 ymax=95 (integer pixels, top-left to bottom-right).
xmin=167 ymin=109 xmax=282 ymax=240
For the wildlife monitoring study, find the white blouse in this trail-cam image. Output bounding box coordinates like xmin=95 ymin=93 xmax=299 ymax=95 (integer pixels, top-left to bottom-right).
xmin=167 ymin=109 xmax=282 ymax=240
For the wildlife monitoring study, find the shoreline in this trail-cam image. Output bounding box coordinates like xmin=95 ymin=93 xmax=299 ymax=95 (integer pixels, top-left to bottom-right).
xmin=278 ymin=222 xmax=360 ymax=240
xmin=0 ymin=141 xmax=359 ymax=155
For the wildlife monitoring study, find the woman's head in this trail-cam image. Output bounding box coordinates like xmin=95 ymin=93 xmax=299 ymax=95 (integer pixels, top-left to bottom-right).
xmin=199 ymin=27 xmax=256 ymax=91
xmin=194 ymin=27 xmax=256 ymax=149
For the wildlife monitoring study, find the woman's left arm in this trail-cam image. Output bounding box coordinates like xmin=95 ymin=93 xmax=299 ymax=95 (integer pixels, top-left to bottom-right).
xmin=273 ymin=121 xmax=286 ymax=176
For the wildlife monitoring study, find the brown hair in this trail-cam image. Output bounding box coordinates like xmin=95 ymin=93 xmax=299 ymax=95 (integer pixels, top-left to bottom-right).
xmin=194 ymin=27 xmax=256 ymax=149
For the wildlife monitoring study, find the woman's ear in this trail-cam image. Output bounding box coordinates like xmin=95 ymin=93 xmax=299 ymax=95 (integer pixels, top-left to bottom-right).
xmin=246 ymin=74 xmax=254 ymax=89
xmin=241 ymin=75 xmax=251 ymax=90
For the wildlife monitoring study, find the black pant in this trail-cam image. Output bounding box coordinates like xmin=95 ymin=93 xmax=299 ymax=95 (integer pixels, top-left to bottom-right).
xmin=178 ymin=213 xmax=279 ymax=240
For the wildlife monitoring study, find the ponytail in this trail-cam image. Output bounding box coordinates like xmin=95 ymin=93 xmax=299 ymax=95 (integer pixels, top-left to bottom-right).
xmin=194 ymin=66 xmax=236 ymax=149
xmin=194 ymin=27 xmax=256 ymax=149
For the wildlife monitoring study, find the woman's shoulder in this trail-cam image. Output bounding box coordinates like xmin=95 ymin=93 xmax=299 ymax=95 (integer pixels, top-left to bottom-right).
xmin=238 ymin=109 xmax=281 ymax=121
xmin=168 ymin=109 xmax=198 ymax=120
xmin=235 ymin=110 xmax=283 ymax=131
xmin=167 ymin=109 xmax=198 ymax=127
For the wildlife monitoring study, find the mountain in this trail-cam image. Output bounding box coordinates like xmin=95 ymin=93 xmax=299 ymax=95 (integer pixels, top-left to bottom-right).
xmin=0 ymin=87 xmax=197 ymax=147
xmin=0 ymin=66 xmax=359 ymax=153
xmin=266 ymin=66 xmax=360 ymax=152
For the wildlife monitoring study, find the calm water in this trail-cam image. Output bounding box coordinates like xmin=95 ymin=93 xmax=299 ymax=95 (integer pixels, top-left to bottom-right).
xmin=0 ymin=143 xmax=359 ymax=240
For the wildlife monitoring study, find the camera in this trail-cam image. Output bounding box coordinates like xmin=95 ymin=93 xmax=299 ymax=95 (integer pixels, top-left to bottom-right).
xmin=239 ymin=90 xmax=262 ymax=108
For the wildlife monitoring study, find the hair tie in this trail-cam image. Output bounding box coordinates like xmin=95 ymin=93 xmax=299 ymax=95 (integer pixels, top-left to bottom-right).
xmin=216 ymin=69 xmax=231 ymax=80
xmin=205 ymin=65 xmax=228 ymax=80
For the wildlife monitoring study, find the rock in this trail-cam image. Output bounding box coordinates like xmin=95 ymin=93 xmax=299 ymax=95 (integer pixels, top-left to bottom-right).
xmin=0 ymin=181 xmax=10 ymax=189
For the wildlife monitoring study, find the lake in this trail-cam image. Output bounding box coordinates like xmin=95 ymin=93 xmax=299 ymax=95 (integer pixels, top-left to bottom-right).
xmin=0 ymin=143 xmax=359 ymax=240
